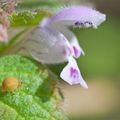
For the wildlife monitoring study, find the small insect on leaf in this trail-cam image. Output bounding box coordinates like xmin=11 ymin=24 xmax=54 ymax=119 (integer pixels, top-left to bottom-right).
xmin=2 ymin=77 xmax=21 ymax=92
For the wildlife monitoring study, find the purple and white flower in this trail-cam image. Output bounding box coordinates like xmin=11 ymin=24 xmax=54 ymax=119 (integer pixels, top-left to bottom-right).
xmin=60 ymin=56 xmax=88 ymax=88
xmin=25 ymin=6 xmax=106 ymax=88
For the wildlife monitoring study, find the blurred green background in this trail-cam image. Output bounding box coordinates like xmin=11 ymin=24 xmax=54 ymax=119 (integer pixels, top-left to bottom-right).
xmin=2 ymin=0 xmax=120 ymax=120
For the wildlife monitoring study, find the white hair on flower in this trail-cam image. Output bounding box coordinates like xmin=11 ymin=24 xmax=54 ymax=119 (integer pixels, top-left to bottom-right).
xmin=25 ymin=6 xmax=106 ymax=88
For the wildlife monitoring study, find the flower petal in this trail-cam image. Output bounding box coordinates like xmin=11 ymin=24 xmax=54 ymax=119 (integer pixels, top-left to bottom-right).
xmin=53 ymin=26 xmax=85 ymax=58
xmin=60 ymin=56 xmax=88 ymax=88
xmin=47 ymin=6 xmax=106 ymax=29
xmin=25 ymin=27 xmax=72 ymax=64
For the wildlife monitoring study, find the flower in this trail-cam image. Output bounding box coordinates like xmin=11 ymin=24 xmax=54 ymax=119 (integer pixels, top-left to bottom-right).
xmin=25 ymin=6 xmax=106 ymax=88
xmin=0 ymin=24 xmax=8 ymax=42
xmin=60 ymin=56 xmax=88 ymax=88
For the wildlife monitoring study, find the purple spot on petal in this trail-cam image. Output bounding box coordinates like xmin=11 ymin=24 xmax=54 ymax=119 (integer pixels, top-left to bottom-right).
xmin=73 ymin=46 xmax=78 ymax=57
xmin=62 ymin=47 xmax=71 ymax=56
xmin=74 ymin=21 xmax=93 ymax=28
xmin=85 ymin=21 xmax=93 ymax=25
xmin=75 ymin=21 xmax=80 ymax=26
xmin=74 ymin=21 xmax=84 ymax=27
xmin=70 ymin=67 xmax=79 ymax=79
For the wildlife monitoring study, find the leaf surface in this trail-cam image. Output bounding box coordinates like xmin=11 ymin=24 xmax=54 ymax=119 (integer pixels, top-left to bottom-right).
xmin=0 ymin=55 xmax=67 ymax=120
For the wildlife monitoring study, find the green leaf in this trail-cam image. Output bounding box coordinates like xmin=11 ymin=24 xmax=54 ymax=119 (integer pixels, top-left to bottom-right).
xmin=0 ymin=28 xmax=27 ymax=54
xmin=0 ymin=55 xmax=68 ymax=120
xmin=0 ymin=9 xmax=51 ymax=54
xmin=10 ymin=10 xmax=51 ymax=27
xmin=17 ymin=0 xmax=63 ymax=10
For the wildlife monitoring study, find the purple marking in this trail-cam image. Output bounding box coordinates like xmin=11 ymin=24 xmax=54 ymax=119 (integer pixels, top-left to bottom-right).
xmin=70 ymin=67 xmax=79 ymax=79
xmin=74 ymin=21 xmax=93 ymax=28
xmin=49 ymin=6 xmax=106 ymax=28
xmin=75 ymin=21 xmax=84 ymax=27
xmin=73 ymin=46 xmax=78 ymax=57
xmin=62 ymin=47 xmax=71 ymax=56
